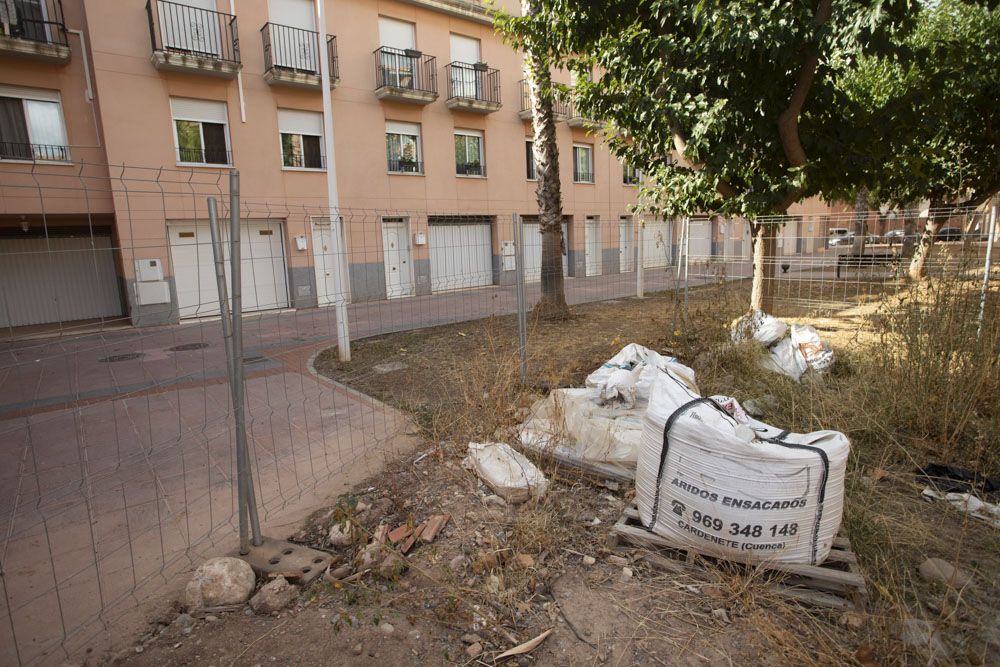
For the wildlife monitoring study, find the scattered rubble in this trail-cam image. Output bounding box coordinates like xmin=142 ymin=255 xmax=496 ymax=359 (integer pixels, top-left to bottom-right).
xmin=185 ymin=557 xmax=256 ymax=609
xmin=249 ymin=576 xmax=299 ymax=614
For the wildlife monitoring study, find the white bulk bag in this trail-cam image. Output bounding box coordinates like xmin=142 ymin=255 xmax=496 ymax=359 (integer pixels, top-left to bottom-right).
xmin=790 ymin=324 xmax=835 ymax=373
xmin=585 ymin=343 xmax=678 ymax=406
xmin=635 ymin=366 xmax=849 ymax=565
xmin=731 ymin=311 xmax=788 ymax=347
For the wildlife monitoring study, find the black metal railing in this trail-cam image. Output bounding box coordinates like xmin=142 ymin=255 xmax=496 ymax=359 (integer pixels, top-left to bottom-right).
xmin=282 ymin=152 xmax=326 ymax=169
xmin=0 ymin=142 xmax=69 ymax=161
xmin=456 ymin=162 xmax=485 ymax=176
xmin=387 ymin=158 xmax=423 ymax=174
xmin=445 ymin=62 xmax=500 ymax=105
xmin=374 ymin=46 xmax=436 ymax=94
xmin=260 ymin=23 xmax=338 ymax=80
xmin=519 ymin=79 xmax=570 ymax=117
xmin=574 ymin=165 xmax=594 ymax=182
xmin=623 ymin=166 xmax=641 ymax=185
xmin=1 ymin=0 xmax=67 ymax=46
xmin=176 ymin=146 xmax=231 ymax=165
xmin=147 ymin=0 xmax=240 ymax=64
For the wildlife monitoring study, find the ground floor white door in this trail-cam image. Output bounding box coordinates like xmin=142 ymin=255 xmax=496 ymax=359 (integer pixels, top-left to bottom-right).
xmin=429 ymin=222 xmax=493 ymax=292
xmin=168 ymin=220 xmax=289 ymax=319
xmin=0 ymin=235 xmax=123 ymax=328
xmin=313 ymin=217 xmax=351 ymax=306
xmin=523 ymin=221 xmax=569 ymax=282
xmin=585 ymin=219 xmax=602 ymax=276
xmin=687 ymin=220 xmax=712 ymax=259
xmin=642 ymin=219 xmax=673 ymax=268
xmin=381 ymin=220 xmax=413 ymax=299
xmin=619 ymin=220 xmax=634 ymax=273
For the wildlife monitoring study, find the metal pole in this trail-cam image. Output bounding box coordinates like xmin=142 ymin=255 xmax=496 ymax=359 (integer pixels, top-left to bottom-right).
xmin=316 ymin=0 xmax=351 ymax=362
xmin=636 ymin=218 xmax=644 ymax=298
xmin=207 ymin=197 xmax=248 ymax=555
xmin=977 ymin=205 xmax=997 ymax=339
xmin=683 ymin=216 xmax=690 ymax=327
xmin=512 ymin=213 xmax=528 ymax=383
xmin=229 ymin=171 xmax=262 ymax=547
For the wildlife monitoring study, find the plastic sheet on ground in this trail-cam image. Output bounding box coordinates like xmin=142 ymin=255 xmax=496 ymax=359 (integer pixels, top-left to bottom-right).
xmin=636 ymin=363 xmax=850 ymax=565
xmin=464 ymin=442 xmax=549 ymax=504
xmin=921 ymin=487 xmax=1000 ymax=529
xmin=520 ymin=345 xmax=696 ymax=481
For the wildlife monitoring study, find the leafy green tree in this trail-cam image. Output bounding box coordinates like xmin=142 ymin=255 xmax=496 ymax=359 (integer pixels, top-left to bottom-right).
xmin=841 ymin=0 xmax=1000 ymax=279
xmin=498 ymin=0 xmax=908 ymax=312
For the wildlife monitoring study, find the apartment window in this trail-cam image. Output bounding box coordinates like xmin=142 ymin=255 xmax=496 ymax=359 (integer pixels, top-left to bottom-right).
xmin=386 ymin=121 xmax=422 ymax=174
xmin=278 ymin=109 xmax=323 ymax=169
xmin=623 ymin=163 xmax=641 ymax=185
xmin=454 ymin=129 xmax=484 ymax=177
xmin=170 ymin=98 xmax=231 ymax=165
xmin=525 ymin=139 xmax=536 ymax=180
xmin=0 ymin=86 xmax=69 ymax=162
xmin=573 ymin=144 xmax=594 ymax=183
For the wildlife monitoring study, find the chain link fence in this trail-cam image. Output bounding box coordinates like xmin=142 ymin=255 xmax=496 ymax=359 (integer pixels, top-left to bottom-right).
xmin=1 ymin=159 xmax=997 ymax=664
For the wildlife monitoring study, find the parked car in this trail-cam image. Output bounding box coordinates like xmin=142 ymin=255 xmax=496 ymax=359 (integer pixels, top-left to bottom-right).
xmin=829 ymin=232 xmax=855 ymax=247
xmin=937 ymin=227 xmax=963 ymax=242
xmin=884 ymin=229 xmax=907 ymax=240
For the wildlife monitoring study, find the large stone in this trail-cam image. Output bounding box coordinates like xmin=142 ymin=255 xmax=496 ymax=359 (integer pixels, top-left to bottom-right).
xmin=249 ymin=576 xmax=299 ymax=614
xmin=918 ymin=558 xmax=972 ymax=588
xmin=185 ymin=557 xmax=256 ymax=609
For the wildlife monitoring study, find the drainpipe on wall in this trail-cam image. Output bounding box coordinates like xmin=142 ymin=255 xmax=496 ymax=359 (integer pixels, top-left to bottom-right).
xmin=66 ymin=28 xmax=101 ymax=145
xmin=316 ymin=0 xmax=350 ymax=361
xmin=230 ymin=0 xmax=246 ymax=122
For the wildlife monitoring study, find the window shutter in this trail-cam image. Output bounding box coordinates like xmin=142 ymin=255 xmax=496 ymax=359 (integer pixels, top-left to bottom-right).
xmin=278 ymin=109 xmax=323 ymax=136
xmin=170 ymin=98 xmax=228 ymax=124
xmin=386 ymin=121 xmax=420 ymax=136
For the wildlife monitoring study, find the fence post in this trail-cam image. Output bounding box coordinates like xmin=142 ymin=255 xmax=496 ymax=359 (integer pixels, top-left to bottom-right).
xmin=512 ymin=213 xmax=528 ymax=383
xmin=207 ymin=196 xmax=249 ymax=554
xmin=683 ymin=216 xmax=690 ymax=327
xmin=636 ymin=218 xmax=644 ymax=298
xmin=228 ymin=170 xmax=262 ymax=548
xmin=978 ymin=205 xmax=998 ymax=340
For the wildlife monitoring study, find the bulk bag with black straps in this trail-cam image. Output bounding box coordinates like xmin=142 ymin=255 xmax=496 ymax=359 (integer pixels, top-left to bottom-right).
xmin=635 ymin=363 xmax=849 ymax=565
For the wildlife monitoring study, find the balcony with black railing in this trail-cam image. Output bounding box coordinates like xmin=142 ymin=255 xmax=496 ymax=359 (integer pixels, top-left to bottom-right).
xmin=261 ymin=23 xmax=339 ymax=90
xmin=0 ymin=0 xmax=70 ymax=62
xmin=374 ymin=47 xmax=438 ymax=105
xmin=146 ymin=0 xmax=241 ymax=78
xmin=456 ymin=161 xmax=485 ymax=177
xmin=387 ymin=158 xmax=423 ymax=174
xmin=0 ymin=142 xmax=70 ymax=163
xmin=445 ymin=62 xmax=500 ymax=114
xmin=518 ymin=79 xmax=569 ymax=122
xmin=567 ymin=97 xmax=596 ymax=128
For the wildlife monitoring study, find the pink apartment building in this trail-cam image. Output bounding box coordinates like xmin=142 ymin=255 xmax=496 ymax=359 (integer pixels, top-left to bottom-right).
xmin=0 ymin=0 xmax=833 ymax=331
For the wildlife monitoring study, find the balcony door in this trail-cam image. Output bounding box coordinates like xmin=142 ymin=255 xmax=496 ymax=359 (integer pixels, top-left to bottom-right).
xmin=379 ymin=17 xmax=416 ymax=88
xmin=159 ymin=0 xmax=222 ymax=57
xmin=450 ymin=34 xmax=481 ymax=98
xmin=268 ymin=0 xmax=318 ymax=72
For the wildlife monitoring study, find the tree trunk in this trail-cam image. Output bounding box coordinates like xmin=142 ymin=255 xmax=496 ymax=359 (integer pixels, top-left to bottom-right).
xmin=523 ymin=0 xmax=568 ymax=319
xmin=901 ymin=216 xmax=916 ymax=258
xmin=851 ymin=188 xmax=868 ymax=255
xmin=908 ymin=202 xmax=944 ymax=281
xmin=750 ymin=222 xmax=777 ymax=313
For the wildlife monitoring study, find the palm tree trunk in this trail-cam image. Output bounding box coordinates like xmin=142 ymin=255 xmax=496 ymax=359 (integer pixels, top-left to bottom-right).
xmin=523 ymin=0 xmax=569 ymax=320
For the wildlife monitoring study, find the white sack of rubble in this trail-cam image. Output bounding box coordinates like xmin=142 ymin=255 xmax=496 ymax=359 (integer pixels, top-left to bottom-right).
xmin=465 ymin=442 xmax=548 ymax=503
xmin=731 ymin=311 xmax=788 ymax=347
xmin=585 ymin=343 xmax=681 ymax=407
xmin=519 ymin=388 xmax=645 ymax=479
xmin=790 ymin=324 xmax=835 ymax=373
xmin=635 ymin=365 xmax=849 ymax=565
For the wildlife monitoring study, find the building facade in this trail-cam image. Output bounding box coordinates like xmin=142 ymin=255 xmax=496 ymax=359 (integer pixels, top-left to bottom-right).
xmin=0 ymin=0 xmax=832 ymax=331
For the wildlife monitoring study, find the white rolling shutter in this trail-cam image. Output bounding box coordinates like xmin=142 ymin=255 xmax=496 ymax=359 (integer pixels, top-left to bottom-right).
xmin=169 ymin=97 xmax=228 ymax=123
xmin=278 ymin=109 xmax=323 ymax=135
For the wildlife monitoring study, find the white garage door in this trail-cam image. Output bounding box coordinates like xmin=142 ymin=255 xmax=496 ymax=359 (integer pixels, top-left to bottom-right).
xmin=522 ymin=221 xmax=569 ymax=282
xmin=429 ymin=221 xmax=493 ymax=292
xmin=687 ymin=220 xmax=712 ymax=260
xmin=642 ymin=219 xmax=673 ymax=268
xmin=0 ymin=234 xmax=122 ymax=328
xmin=169 ymin=220 xmax=289 ymax=318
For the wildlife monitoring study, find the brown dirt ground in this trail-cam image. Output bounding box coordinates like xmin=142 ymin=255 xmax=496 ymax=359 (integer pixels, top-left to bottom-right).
xmin=119 ymin=280 xmax=998 ymax=667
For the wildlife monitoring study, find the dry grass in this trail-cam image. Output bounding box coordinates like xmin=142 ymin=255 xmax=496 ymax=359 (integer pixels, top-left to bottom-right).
xmin=314 ymin=271 xmax=999 ymax=665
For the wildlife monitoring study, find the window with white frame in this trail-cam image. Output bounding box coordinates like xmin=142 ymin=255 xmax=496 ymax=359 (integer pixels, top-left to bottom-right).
xmin=0 ymin=85 xmax=69 ymax=162
xmin=170 ymin=97 xmax=231 ymax=165
xmin=386 ymin=121 xmax=422 ymax=173
xmin=573 ymin=144 xmax=593 ymax=183
xmin=623 ymin=162 xmax=641 ymax=185
xmin=454 ymin=129 xmax=484 ymax=176
xmin=278 ymin=109 xmax=324 ymax=169
xmin=525 ymin=139 xmax=536 ymax=180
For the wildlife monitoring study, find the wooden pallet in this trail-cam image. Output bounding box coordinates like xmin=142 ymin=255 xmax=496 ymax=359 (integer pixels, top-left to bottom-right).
xmin=609 ymin=503 xmax=868 ymax=611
